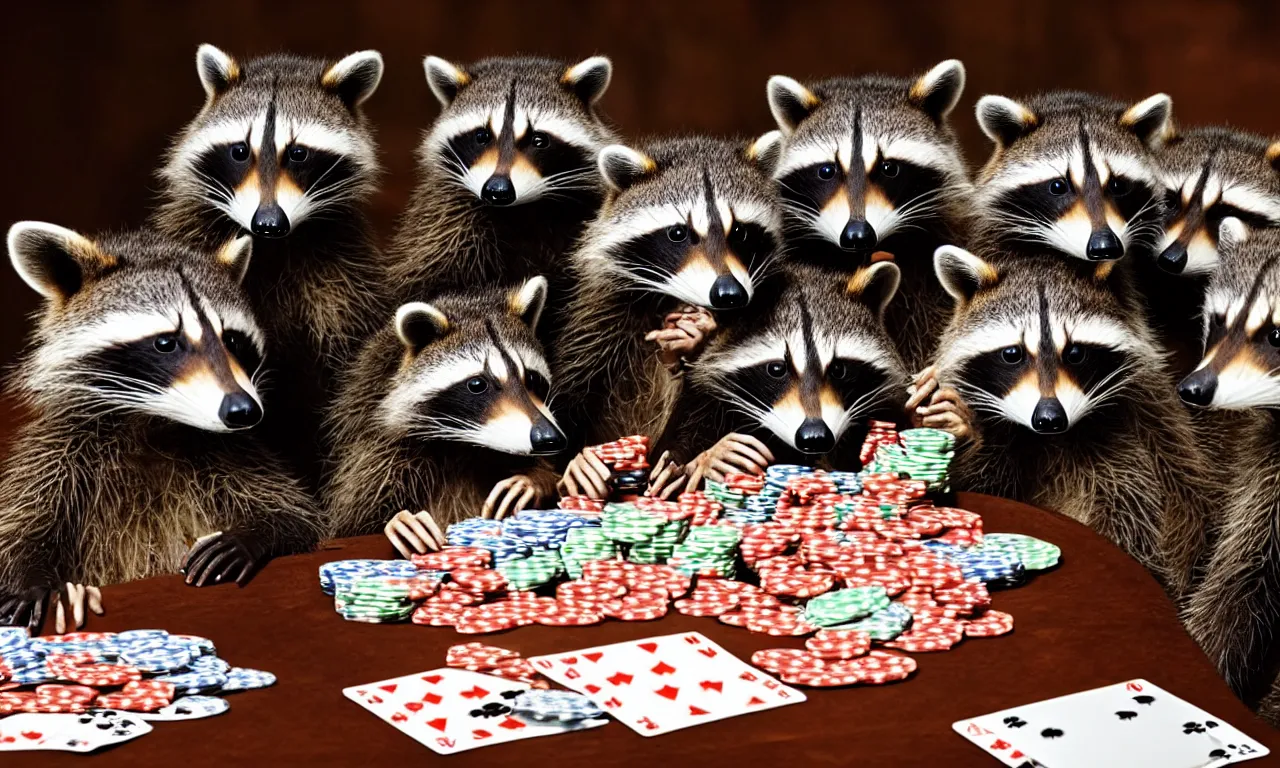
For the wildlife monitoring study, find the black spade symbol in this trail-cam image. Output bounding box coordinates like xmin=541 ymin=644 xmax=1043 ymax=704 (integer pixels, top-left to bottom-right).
xmin=1116 ymin=711 xmax=1137 ymax=721
xmin=1040 ymin=728 xmax=1064 ymax=739
xmin=1183 ymin=722 xmax=1206 ymax=734
xmin=1209 ymin=749 xmax=1228 ymax=759
xmin=1206 ymin=720 xmax=1219 ymax=728
xmin=501 ymin=690 xmax=523 ymax=700
xmin=1133 ymin=695 xmax=1156 ymax=705
xmin=1003 ymin=716 xmax=1028 ymax=728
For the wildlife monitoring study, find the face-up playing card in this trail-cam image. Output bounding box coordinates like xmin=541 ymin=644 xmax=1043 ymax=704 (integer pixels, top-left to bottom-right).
xmin=138 ymin=695 xmax=230 ymax=722
xmin=953 ymin=679 xmax=1269 ymax=767
xmin=0 ymin=709 xmax=152 ymax=753
xmin=343 ymin=668 xmax=607 ymax=755
xmin=527 ymin=631 xmax=806 ymax=736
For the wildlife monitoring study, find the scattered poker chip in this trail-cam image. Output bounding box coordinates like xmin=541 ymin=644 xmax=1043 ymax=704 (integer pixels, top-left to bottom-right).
xmin=216 ymin=668 xmax=277 ymax=693
xmin=511 ymin=689 xmax=604 ymax=722
xmin=964 ymin=609 xmax=1015 ymax=638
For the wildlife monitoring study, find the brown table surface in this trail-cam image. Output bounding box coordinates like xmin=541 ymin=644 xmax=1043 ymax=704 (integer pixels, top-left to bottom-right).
xmin=8 ymin=493 xmax=1278 ymax=766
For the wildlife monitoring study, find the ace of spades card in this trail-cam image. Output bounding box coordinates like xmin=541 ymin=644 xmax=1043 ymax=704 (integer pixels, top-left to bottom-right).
xmin=527 ymin=631 xmax=806 ymax=736
xmin=343 ymin=668 xmax=606 ymax=754
xmin=953 ymin=679 xmax=1269 ymax=767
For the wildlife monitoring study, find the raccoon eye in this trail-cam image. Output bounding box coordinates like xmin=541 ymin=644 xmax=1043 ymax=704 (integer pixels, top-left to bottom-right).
xmin=222 ymin=330 xmax=251 ymax=358
xmin=1268 ymin=328 xmax=1280 ymax=348
xmin=529 ymin=132 xmax=550 ymax=149
xmin=829 ymin=361 xmax=850 ymax=380
xmin=229 ymin=143 xmax=251 ymax=163
xmin=474 ymin=128 xmax=492 ymax=146
xmin=817 ymin=164 xmax=837 ymax=180
xmin=154 ymin=335 xmax=179 ymax=353
xmin=667 ymin=225 xmax=689 ymax=243
xmin=766 ymin=361 xmax=787 ymax=378
xmin=287 ymin=146 xmax=309 ymax=163
xmin=1048 ymin=178 xmax=1069 ymax=196
xmin=524 ymin=370 xmax=549 ymax=398
xmin=1000 ymin=346 xmax=1024 ymax=364
xmin=467 ymin=377 xmax=489 ymax=394
xmin=1107 ymin=177 xmax=1131 ymax=196
xmin=1063 ymin=344 xmax=1087 ymax=365
xmin=728 ymin=222 xmax=748 ymax=244
xmin=878 ymin=160 xmax=900 ymax=178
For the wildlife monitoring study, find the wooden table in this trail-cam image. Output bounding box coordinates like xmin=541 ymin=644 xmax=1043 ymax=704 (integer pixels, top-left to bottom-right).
xmin=8 ymin=493 xmax=1276 ymax=766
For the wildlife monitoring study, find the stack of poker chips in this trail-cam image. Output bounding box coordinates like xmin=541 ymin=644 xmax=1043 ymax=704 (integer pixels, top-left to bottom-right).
xmin=587 ymin=435 xmax=650 ymax=494
xmin=499 ymin=509 xmax=598 ymax=550
xmin=319 ymin=558 xmax=432 ymax=595
xmin=333 ymin=574 xmax=430 ymax=623
xmin=496 ymin=549 xmax=564 ymax=591
xmin=669 ymin=525 xmax=741 ymax=578
xmin=803 ymin=586 xmax=892 ymax=628
xmin=558 ymin=527 xmax=619 ymax=579
xmin=864 ymin=427 xmax=956 ymax=491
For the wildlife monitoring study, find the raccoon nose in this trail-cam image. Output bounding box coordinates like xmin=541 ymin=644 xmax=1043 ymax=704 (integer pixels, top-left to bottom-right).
xmin=1157 ymin=242 xmax=1189 ymax=274
xmin=481 ymin=175 xmax=517 ymax=205
xmin=840 ymin=220 xmax=877 ymax=252
xmin=794 ymin=418 xmax=835 ymax=454
xmin=1086 ymin=229 xmax=1124 ymax=261
xmin=1178 ymin=369 xmax=1217 ymax=407
xmin=1030 ymin=398 xmax=1069 ymax=434
xmin=529 ymin=419 xmax=567 ymax=455
xmin=709 ymin=275 xmax=749 ymax=309
xmin=251 ymin=204 xmax=290 ymax=238
xmin=218 ymin=393 xmax=262 ymax=429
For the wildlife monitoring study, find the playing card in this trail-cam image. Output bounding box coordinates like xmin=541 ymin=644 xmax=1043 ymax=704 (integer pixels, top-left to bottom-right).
xmin=343 ymin=668 xmax=606 ymax=754
xmin=954 ymin=679 xmax=1269 ymax=767
xmin=65 ymin=709 xmax=154 ymax=752
xmin=138 ymin=695 xmax=230 ymax=721
xmin=528 ymin=631 xmax=806 ymax=736
xmin=0 ymin=710 xmax=152 ymax=753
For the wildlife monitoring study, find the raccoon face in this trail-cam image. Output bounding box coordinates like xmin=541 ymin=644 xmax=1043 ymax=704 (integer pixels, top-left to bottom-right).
xmin=381 ymin=277 xmax=566 ymax=455
xmin=162 ymin=45 xmax=383 ymax=238
xmin=696 ymin=263 xmax=902 ymax=454
xmin=1180 ymin=220 xmax=1280 ymax=409
xmin=975 ymin=92 xmax=1172 ymax=263
xmin=935 ymin=246 xmax=1145 ymax=434
xmin=421 ymin=55 xmax=613 ymax=207
xmin=584 ymin=140 xmax=782 ymax=311
xmin=1155 ymin=138 xmax=1280 ymax=276
xmin=8 ymin=223 xmax=265 ymax=432
xmin=767 ymin=61 xmax=968 ymax=259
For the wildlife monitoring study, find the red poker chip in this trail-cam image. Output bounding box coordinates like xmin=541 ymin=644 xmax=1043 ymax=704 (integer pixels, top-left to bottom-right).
xmin=446 ymin=642 xmax=519 ymax=669
xmin=34 ymin=685 xmax=97 ymax=702
xmin=750 ymin=648 xmax=823 ymax=674
xmin=537 ymin=608 xmax=604 ymax=626
xmin=673 ymin=598 xmax=738 ymax=617
xmin=607 ymin=603 xmax=668 ymax=621
xmin=805 ymin=629 xmax=871 ymax=660
xmin=450 ymin=568 xmax=508 ymax=594
xmin=964 ymin=610 xmax=1014 ymax=638
xmin=778 ymin=669 xmax=863 ymax=687
xmin=412 ymin=602 xmax=462 ymax=627
xmin=745 ymin=612 xmax=818 ymax=637
xmin=94 ymin=694 xmax=169 ymax=712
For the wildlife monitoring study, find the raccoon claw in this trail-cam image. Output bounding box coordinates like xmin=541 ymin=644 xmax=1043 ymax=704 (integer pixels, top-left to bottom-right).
xmin=482 ymin=475 xmax=542 ymax=520
xmin=182 ymin=531 xmax=266 ymax=588
xmin=385 ymin=510 xmax=447 ymax=559
xmin=556 ymin=450 xmax=612 ymax=500
xmin=0 ymin=587 xmax=51 ymax=633
xmin=646 ymin=451 xmax=688 ymax=500
xmin=646 ymin=306 xmax=718 ymax=374
xmin=915 ymin=387 xmax=974 ymax=442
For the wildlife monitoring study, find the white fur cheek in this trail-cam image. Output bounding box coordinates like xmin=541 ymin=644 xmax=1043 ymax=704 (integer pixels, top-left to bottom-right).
xmin=1054 ymin=378 xmax=1088 ymax=427
xmin=820 ymin=400 xmax=846 ymax=438
xmin=1212 ymin=363 xmax=1280 ymax=410
xmin=864 ymin=199 xmax=898 ymax=240
xmin=462 ymin=155 xmax=498 ymax=199
xmin=763 ymin=399 xmax=806 ymax=449
xmin=468 ymin=411 xmax=535 ymax=455
xmin=1181 ymin=233 xmax=1222 ymax=277
xmin=508 ymin=163 xmax=545 ymax=205
xmin=816 ymin=196 xmax=849 ymax=245
xmin=1042 ymin=216 xmax=1093 ymax=261
xmin=275 ymin=184 xmax=308 ymax=227
xmin=157 ymin=375 xmax=234 ymax=432
xmin=1000 ymin=379 xmax=1041 ymax=430
xmin=229 ymin=187 xmax=261 ymax=231
xmin=669 ymin=261 xmax=722 ymax=307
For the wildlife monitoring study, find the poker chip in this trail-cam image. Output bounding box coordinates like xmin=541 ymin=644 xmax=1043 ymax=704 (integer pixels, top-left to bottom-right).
xmin=511 ymin=689 xmax=603 ymax=722
xmin=964 ymin=609 xmax=1015 ymax=638
xmin=805 ymin=629 xmax=872 ymax=660
xmin=216 ymin=668 xmax=276 ymax=693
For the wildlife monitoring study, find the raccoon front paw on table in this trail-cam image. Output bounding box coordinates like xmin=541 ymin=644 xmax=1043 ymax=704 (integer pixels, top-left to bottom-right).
xmin=0 ymin=583 xmax=103 ymax=633
xmin=181 ymin=531 xmax=267 ymax=588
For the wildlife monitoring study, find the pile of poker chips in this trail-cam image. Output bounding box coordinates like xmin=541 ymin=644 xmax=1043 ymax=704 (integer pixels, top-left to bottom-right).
xmin=863 ymin=427 xmax=956 ymax=491
xmin=0 ymin=628 xmax=274 ymax=715
xmin=587 ymin=435 xmax=651 ymax=495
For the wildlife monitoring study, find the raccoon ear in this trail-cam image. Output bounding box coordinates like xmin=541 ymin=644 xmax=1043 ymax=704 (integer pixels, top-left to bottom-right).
xmin=215 ymin=235 xmax=253 ymax=285
xmin=846 ymin=261 xmax=901 ymax=315
xmin=510 ymin=276 xmax=549 ymax=331
xmin=934 ymin=245 xmax=998 ymax=303
xmin=1265 ymin=140 xmax=1280 ymax=173
xmin=598 ymin=145 xmax=657 ymax=192
xmin=195 ymin=44 xmax=240 ymax=103
xmin=323 ymin=50 xmax=384 ymax=110
xmin=562 ymin=56 xmax=613 ymax=107
xmin=1218 ymin=216 xmax=1249 ymax=254
xmin=746 ymin=131 xmax=783 ymax=177
xmin=767 ymin=76 xmax=822 ymax=134
xmin=909 ymin=59 xmax=966 ymax=122
xmin=976 ymin=95 xmax=1039 ymax=148
xmin=395 ymin=301 xmax=451 ymax=354
xmin=423 ymin=56 xmax=471 ymax=108
xmin=7 ymin=222 xmax=117 ymax=302
xmin=1119 ymin=94 xmax=1174 ymax=151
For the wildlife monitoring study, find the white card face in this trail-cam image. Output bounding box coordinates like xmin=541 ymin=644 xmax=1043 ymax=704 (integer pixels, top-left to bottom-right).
xmin=528 ymin=631 xmax=806 ymax=737
xmin=138 ymin=695 xmax=230 ymax=722
xmin=343 ymin=668 xmax=607 ymax=755
xmin=0 ymin=710 xmax=152 ymax=753
xmin=954 ymin=679 xmax=1270 ymax=768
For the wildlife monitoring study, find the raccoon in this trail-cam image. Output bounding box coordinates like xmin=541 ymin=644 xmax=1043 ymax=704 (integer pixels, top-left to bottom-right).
xmin=1176 ymin=220 xmax=1280 ymax=710
xmin=553 ymin=136 xmax=784 ymax=447
xmin=764 ymin=60 xmax=972 ymax=370
xmin=656 ymin=261 xmax=907 ymax=470
xmin=973 ymin=90 xmax=1173 ymax=266
xmin=0 ymin=223 xmax=323 ymax=630
xmin=1148 ymin=128 xmax=1280 ymax=376
xmin=929 ymin=245 xmax=1213 ymax=578
xmin=323 ymin=277 xmax=567 ymax=537
xmin=385 ymin=55 xmax=616 ymax=308
xmin=153 ymin=44 xmax=387 ymax=479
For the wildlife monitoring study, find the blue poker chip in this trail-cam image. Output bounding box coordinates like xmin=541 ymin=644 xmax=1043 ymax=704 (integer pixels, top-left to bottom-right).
xmin=120 ymin=645 xmax=194 ymax=673
xmin=0 ymin=627 xmax=31 ymax=650
xmin=116 ymin=629 xmax=170 ymax=642
xmin=511 ymin=689 xmax=604 ymax=722
xmin=216 ymin=667 xmax=276 ymax=693
xmin=168 ymin=635 xmax=217 ymax=656
xmin=319 ymin=559 xmax=423 ymax=595
xmin=157 ymin=669 xmax=229 ymax=695
xmin=9 ymin=662 xmax=56 ymax=685
xmin=187 ymin=655 xmax=232 ymax=674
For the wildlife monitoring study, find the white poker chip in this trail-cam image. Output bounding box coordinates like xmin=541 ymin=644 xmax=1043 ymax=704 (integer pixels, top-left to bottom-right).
xmin=511 ymin=690 xmax=604 ymax=722
xmin=217 ymin=667 xmax=277 ymax=693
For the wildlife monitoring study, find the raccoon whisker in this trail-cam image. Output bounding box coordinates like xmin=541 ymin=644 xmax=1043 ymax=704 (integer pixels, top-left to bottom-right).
xmin=836 ymin=382 xmax=897 ymax=437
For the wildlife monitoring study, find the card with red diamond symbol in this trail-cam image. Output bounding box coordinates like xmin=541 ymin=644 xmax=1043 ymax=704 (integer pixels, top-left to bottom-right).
xmin=528 ymin=631 xmax=806 ymax=736
xmin=343 ymin=668 xmax=607 ymax=754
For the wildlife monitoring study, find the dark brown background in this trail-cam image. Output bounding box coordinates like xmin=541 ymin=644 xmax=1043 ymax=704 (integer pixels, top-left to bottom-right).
xmin=2 ymin=0 xmax=1279 ymax=376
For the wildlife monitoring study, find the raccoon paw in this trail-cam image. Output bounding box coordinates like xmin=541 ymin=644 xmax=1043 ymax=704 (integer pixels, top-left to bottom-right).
xmin=181 ymin=531 xmax=267 ymax=588
xmin=0 ymin=583 xmax=101 ymax=633
xmin=481 ymin=475 xmax=543 ymax=520
xmin=687 ymin=433 xmax=774 ymax=489
xmin=0 ymin=587 xmax=51 ymax=633
xmin=556 ymin=450 xmax=612 ymax=500
xmin=646 ymin=305 xmax=718 ymax=374
xmin=646 ymin=450 xmax=688 ymax=500
xmin=385 ymin=510 xmax=447 ymax=559
xmin=915 ymin=387 xmax=974 ymax=442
